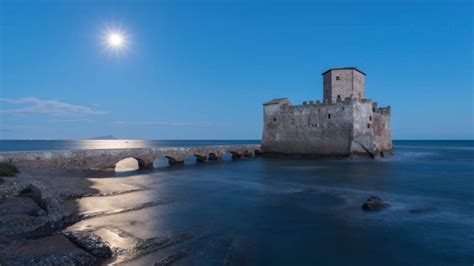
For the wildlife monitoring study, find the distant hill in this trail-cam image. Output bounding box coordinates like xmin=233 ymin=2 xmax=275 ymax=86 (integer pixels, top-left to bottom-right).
xmin=88 ymin=135 xmax=117 ymax=140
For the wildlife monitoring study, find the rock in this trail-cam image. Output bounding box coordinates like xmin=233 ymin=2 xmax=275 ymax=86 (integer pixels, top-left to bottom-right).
xmin=0 ymin=234 xmax=95 ymax=265
xmin=0 ymin=214 xmax=48 ymax=235
xmin=19 ymin=184 xmax=48 ymax=213
xmin=0 ymin=197 xmax=46 ymax=216
xmin=362 ymin=196 xmax=390 ymax=211
xmin=0 ymin=161 xmax=19 ymax=177
xmin=64 ymin=230 xmax=112 ymax=258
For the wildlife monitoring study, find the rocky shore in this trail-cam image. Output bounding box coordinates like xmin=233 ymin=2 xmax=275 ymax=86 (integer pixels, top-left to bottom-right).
xmin=0 ymin=169 xmax=200 ymax=265
xmin=0 ymin=172 xmax=97 ymax=265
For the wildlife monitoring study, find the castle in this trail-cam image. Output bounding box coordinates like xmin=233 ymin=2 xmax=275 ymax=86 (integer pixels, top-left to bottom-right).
xmin=262 ymin=67 xmax=392 ymax=157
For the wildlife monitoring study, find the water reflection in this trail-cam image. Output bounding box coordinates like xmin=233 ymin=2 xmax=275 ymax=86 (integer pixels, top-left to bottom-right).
xmin=76 ymin=140 xmax=149 ymax=150
xmin=0 ymin=140 xmax=261 ymax=152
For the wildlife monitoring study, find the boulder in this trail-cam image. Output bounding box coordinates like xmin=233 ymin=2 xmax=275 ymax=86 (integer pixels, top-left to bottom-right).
xmin=362 ymin=196 xmax=390 ymax=211
xmin=19 ymin=184 xmax=48 ymax=213
xmin=64 ymin=230 xmax=112 ymax=258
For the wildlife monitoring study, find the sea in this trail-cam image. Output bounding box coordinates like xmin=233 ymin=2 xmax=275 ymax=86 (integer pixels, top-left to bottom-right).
xmin=1 ymin=140 xmax=473 ymax=265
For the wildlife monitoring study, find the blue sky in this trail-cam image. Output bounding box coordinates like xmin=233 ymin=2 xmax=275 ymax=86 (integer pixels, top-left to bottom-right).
xmin=1 ymin=0 xmax=472 ymax=140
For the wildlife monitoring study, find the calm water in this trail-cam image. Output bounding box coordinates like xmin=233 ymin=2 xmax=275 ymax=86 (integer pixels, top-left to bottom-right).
xmin=9 ymin=140 xmax=474 ymax=264
xmin=0 ymin=139 xmax=260 ymax=152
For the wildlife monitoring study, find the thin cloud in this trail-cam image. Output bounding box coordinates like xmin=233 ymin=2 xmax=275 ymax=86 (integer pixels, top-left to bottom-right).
xmin=0 ymin=97 xmax=105 ymax=117
xmin=112 ymin=121 xmax=213 ymax=127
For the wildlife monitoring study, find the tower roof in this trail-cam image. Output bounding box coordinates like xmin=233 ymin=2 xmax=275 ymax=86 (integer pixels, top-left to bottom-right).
xmin=263 ymin=98 xmax=290 ymax=105
xmin=321 ymin=67 xmax=366 ymax=76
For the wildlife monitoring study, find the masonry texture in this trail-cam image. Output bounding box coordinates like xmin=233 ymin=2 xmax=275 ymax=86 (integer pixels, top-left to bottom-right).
xmin=262 ymin=67 xmax=392 ymax=157
xmin=0 ymin=145 xmax=261 ymax=170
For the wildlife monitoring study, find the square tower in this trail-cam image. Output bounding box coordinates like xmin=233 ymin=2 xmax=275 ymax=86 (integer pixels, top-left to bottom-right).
xmin=322 ymin=67 xmax=366 ymax=103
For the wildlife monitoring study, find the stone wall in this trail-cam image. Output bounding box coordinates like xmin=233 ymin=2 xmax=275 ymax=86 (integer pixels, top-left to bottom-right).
xmin=373 ymin=107 xmax=392 ymax=155
xmin=262 ymin=98 xmax=392 ymax=157
xmin=323 ymin=71 xmax=332 ymax=103
xmin=350 ymin=100 xmax=376 ymax=155
xmin=352 ymin=70 xmax=365 ymax=99
xmin=0 ymin=145 xmax=261 ymax=170
xmin=323 ymin=69 xmax=365 ymax=103
xmin=262 ymin=99 xmax=354 ymax=155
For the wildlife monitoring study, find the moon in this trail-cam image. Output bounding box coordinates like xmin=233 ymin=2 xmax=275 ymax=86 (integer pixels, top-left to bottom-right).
xmin=107 ymin=33 xmax=124 ymax=48
xmin=102 ymin=28 xmax=128 ymax=52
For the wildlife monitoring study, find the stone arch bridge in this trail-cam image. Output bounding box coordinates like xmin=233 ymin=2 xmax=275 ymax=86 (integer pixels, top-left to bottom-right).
xmin=0 ymin=144 xmax=261 ymax=170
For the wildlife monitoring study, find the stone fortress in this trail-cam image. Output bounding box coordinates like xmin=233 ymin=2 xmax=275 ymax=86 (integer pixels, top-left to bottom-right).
xmin=262 ymin=67 xmax=392 ymax=157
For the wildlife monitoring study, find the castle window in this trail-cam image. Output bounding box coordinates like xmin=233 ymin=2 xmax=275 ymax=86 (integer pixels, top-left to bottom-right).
xmin=328 ymin=114 xmax=331 ymax=119
xmin=273 ymin=118 xmax=276 ymax=122
xmin=367 ymin=124 xmax=371 ymax=129
xmin=336 ymin=76 xmax=340 ymax=81
xmin=369 ymin=116 xmax=372 ymax=121
xmin=342 ymin=107 xmax=345 ymax=111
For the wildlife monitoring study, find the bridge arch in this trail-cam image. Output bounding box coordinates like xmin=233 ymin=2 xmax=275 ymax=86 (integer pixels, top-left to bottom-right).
xmin=153 ymin=156 xmax=170 ymax=168
xmin=115 ymin=157 xmax=146 ymax=172
xmin=222 ymin=152 xmax=234 ymax=161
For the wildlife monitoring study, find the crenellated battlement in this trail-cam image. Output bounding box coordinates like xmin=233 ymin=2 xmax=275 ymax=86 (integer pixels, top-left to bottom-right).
xmin=371 ymin=102 xmax=391 ymax=115
xmin=262 ymin=67 xmax=392 ymax=157
xmin=301 ymin=96 xmax=357 ymax=107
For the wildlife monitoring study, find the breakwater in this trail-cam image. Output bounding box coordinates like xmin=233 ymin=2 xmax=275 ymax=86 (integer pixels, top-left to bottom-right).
xmin=0 ymin=144 xmax=261 ymax=170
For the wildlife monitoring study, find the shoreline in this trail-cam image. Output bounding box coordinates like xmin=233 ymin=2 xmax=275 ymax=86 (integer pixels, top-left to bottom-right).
xmin=0 ymin=168 xmax=172 ymax=264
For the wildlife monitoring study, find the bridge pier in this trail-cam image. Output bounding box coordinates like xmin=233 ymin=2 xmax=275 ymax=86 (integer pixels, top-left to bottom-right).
xmin=230 ymin=151 xmax=242 ymax=159
xmin=166 ymin=156 xmax=184 ymax=166
xmin=208 ymin=153 xmax=221 ymax=161
xmin=194 ymin=154 xmax=207 ymax=163
xmin=243 ymin=150 xmax=253 ymax=158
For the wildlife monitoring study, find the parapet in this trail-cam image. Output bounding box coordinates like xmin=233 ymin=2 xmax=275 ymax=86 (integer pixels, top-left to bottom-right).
xmin=373 ymin=105 xmax=391 ymax=115
xmin=300 ymin=95 xmax=357 ymax=107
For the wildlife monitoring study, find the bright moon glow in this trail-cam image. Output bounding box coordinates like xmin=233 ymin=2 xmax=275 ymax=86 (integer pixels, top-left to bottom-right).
xmin=108 ymin=33 xmax=124 ymax=47
xmin=102 ymin=27 xmax=128 ymax=53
